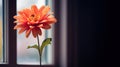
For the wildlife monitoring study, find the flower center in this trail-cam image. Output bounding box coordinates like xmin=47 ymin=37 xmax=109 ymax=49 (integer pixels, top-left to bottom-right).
xmin=29 ymin=14 xmax=39 ymax=23
xmin=31 ymin=14 xmax=35 ymax=17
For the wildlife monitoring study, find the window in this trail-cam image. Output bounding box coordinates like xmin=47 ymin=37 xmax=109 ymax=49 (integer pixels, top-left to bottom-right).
xmin=0 ymin=0 xmax=67 ymax=67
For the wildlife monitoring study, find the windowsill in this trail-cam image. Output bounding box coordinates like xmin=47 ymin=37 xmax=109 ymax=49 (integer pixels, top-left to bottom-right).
xmin=0 ymin=64 xmax=54 ymax=67
xmin=0 ymin=62 xmax=7 ymax=64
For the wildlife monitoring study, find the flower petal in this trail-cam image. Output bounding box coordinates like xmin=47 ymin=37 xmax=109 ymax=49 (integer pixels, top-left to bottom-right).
xmin=32 ymin=27 xmax=42 ymax=38
xmin=41 ymin=6 xmax=50 ymax=18
xmin=26 ymin=29 xmax=31 ymax=38
xmin=38 ymin=28 xmax=42 ymax=35
xmin=32 ymin=28 xmax=38 ymax=38
xmin=47 ymin=17 xmax=57 ymax=24
xmin=18 ymin=27 xmax=27 ymax=34
xmin=31 ymin=5 xmax=39 ymax=15
xmin=13 ymin=16 xmax=27 ymax=23
xmin=14 ymin=23 xmax=28 ymax=29
xmin=14 ymin=24 xmax=24 ymax=29
xmin=22 ymin=9 xmax=32 ymax=17
xmin=18 ymin=11 xmax=28 ymax=19
xmin=41 ymin=23 xmax=51 ymax=29
xmin=38 ymin=5 xmax=45 ymax=14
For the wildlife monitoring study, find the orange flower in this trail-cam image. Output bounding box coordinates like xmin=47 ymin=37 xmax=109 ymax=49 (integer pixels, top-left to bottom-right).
xmin=14 ymin=5 xmax=57 ymax=38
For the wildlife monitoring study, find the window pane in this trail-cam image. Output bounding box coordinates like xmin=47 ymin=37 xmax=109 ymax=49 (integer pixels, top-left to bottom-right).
xmin=0 ymin=0 xmax=8 ymax=64
xmin=17 ymin=0 xmax=53 ymax=65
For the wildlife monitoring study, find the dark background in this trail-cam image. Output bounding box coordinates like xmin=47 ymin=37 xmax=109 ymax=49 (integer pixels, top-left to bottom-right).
xmin=67 ymin=0 xmax=111 ymax=67
xmin=68 ymin=0 xmax=119 ymax=67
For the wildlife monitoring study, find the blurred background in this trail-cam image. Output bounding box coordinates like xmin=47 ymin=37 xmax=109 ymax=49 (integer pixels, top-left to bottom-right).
xmin=0 ymin=0 xmax=2 ymax=62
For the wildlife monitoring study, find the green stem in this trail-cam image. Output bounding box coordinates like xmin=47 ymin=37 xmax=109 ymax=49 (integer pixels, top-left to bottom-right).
xmin=37 ymin=35 xmax=41 ymax=67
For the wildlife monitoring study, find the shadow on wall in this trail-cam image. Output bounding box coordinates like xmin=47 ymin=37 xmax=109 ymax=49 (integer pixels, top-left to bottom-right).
xmin=0 ymin=21 xmax=2 ymax=60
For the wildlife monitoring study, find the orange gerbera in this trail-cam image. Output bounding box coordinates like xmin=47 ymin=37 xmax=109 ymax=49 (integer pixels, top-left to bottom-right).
xmin=14 ymin=5 xmax=57 ymax=38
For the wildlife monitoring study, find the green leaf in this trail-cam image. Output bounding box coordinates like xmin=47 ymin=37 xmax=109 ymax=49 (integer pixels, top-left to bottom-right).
xmin=40 ymin=38 xmax=52 ymax=55
xmin=27 ymin=44 xmax=38 ymax=50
